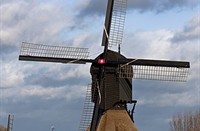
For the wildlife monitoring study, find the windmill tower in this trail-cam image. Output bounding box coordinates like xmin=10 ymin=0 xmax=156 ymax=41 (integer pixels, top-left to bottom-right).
xmin=19 ymin=0 xmax=190 ymax=130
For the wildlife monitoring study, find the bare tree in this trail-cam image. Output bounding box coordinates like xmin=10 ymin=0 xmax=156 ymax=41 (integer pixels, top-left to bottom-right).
xmin=170 ymin=110 xmax=200 ymax=131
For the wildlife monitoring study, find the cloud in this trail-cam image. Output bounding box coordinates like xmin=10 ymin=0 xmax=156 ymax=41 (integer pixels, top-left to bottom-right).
xmin=122 ymin=14 xmax=199 ymax=68
xmin=19 ymin=85 xmax=86 ymax=101
xmin=137 ymin=86 xmax=199 ymax=107
xmin=0 ymin=84 xmax=86 ymax=131
xmin=123 ymin=13 xmax=198 ymax=63
xmin=0 ymin=62 xmax=25 ymax=89
xmin=171 ymin=14 xmax=200 ymax=42
xmin=0 ymin=1 xmax=199 ymax=131
xmin=0 ymin=0 xmax=93 ymax=89
xmin=123 ymin=14 xmax=199 ymax=110
xmin=128 ymin=0 xmax=198 ymax=13
xmin=1 ymin=82 xmax=87 ymax=114
xmin=76 ymin=0 xmax=106 ymax=16
xmin=170 ymin=14 xmax=200 ymax=81
xmin=123 ymin=29 xmax=174 ymax=59
xmin=79 ymin=0 xmax=198 ymax=16
xmin=23 ymin=64 xmax=91 ymax=88
xmin=0 ymin=0 xmax=75 ymax=47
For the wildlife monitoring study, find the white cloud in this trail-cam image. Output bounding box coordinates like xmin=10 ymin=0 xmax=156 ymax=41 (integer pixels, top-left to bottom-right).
xmin=1 ymin=84 xmax=87 ymax=105
xmin=0 ymin=0 xmax=75 ymax=46
xmin=34 ymin=63 xmax=90 ymax=82
xmin=20 ymin=85 xmax=86 ymax=101
xmin=71 ymin=33 xmax=94 ymax=47
xmin=123 ymin=29 xmax=174 ymax=59
xmin=0 ymin=62 xmax=25 ymax=88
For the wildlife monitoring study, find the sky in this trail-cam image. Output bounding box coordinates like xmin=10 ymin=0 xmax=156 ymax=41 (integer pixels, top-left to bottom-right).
xmin=0 ymin=0 xmax=200 ymax=131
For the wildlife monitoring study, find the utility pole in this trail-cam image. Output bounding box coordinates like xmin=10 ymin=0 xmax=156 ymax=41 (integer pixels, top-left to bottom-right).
xmin=7 ymin=114 xmax=14 ymax=131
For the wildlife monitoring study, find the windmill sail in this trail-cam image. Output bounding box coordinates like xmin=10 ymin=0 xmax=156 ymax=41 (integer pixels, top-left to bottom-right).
xmin=102 ymin=0 xmax=128 ymax=47
xmin=117 ymin=58 xmax=190 ymax=82
xmin=118 ymin=64 xmax=189 ymax=82
xmin=79 ymin=85 xmax=94 ymax=131
xmin=19 ymin=42 xmax=92 ymax=64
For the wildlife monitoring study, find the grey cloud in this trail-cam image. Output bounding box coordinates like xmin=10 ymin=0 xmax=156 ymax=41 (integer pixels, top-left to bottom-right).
xmin=171 ymin=14 xmax=200 ymax=42
xmin=21 ymin=62 xmax=91 ymax=88
xmin=79 ymin=0 xmax=198 ymax=16
xmin=128 ymin=0 xmax=198 ymax=13
xmin=1 ymin=91 xmax=84 ymax=131
xmin=134 ymin=105 xmax=197 ymax=131
xmin=133 ymin=80 xmax=191 ymax=96
xmin=127 ymin=0 xmax=156 ymax=12
xmin=77 ymin=0 xmax=106 ymax=16
xmin=133 ymin=77 xmax=199 ymax=131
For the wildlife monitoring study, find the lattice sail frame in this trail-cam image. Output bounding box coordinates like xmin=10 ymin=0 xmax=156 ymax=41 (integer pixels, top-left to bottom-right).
xmin=118 ymin=64 xmax=189 ymax=82
xmin=79 ymin=84 xmax=94 ymax=131
xmin=108 ymin=0 xmax=127 ymax=47
xmin=20 ymin=42 xmax=89 ymax=59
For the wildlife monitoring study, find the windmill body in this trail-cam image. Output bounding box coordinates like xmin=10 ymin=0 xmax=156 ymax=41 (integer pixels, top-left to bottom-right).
xmin=91 ymin=50 xmax=133 ymax=110
xmin=19 ymin=0 xmax=190 ymax=131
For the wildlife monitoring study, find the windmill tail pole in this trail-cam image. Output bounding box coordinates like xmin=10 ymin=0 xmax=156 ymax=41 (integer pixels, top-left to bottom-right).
xmin=90 ymin=100 xmax=100 ymax=131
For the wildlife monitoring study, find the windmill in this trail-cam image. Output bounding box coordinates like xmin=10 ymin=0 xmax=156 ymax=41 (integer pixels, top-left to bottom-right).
xmin=19 ymin=0 xmax=190 ymax=131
